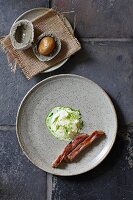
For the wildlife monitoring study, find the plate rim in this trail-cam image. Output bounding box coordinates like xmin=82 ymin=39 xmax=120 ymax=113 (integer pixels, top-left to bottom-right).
xmin=13 ymin=7 xmax=72 ymax=73
xmin=16 ymin=74 xmax=118 ymax=176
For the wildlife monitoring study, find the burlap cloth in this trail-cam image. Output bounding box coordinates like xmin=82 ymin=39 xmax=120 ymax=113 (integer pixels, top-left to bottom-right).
xmin=0 ymin=9 xmax=81 ymax=79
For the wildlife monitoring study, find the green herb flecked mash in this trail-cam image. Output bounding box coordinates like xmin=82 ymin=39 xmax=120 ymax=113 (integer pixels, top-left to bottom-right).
xmin=46 ymin=107 xmax=83 ymax=141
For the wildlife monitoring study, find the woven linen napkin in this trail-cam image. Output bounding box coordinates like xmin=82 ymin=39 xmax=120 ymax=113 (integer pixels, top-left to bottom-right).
xmin=1 ymin=9 xmax=81 ymax=79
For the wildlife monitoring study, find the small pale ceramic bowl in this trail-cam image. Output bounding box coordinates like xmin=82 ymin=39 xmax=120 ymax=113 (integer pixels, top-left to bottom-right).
xmin=32 ymin=32 xmax=61 ymax=62
xmin=10 ymin=19 xmax=34 ymax=50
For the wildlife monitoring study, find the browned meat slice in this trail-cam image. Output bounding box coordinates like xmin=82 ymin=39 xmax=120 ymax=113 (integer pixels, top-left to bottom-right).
xmin=52 ymin=133 xmax=88 ymax=168
xmin=65 ymin=130 xmax=105 ymax=162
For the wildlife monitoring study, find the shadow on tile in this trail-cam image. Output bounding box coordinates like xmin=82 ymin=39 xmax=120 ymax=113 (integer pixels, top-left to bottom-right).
xmin=35 ymin=46 xmax=93 ymax=81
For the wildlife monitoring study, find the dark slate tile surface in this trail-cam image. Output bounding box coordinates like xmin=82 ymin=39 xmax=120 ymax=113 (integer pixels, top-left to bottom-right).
xmin=0 ymin=129 xmax=47 ymax=200
xmin=52 ymin=0 xmax=133 ymax=38
xmin=0 ymin=0 xmax=49 ymax=35
xmin=52 ymin=126 xmax=133 ymax=200
xmin=1 ymin=40 xmax=133 ymax=200
xmin=1 ymin=1 xmax=133 ymax=200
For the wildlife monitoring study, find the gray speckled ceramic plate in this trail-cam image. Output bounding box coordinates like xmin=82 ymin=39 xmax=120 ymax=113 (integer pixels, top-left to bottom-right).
xmin=16 ymin=74 xmax=117 ymax=176
xmin=14 ymin=7 xmax=73 ymax=73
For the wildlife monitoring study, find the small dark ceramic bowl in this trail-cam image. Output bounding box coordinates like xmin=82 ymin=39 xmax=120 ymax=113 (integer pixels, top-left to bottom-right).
xmin=33 ymin=32 xmax=61 ymax=62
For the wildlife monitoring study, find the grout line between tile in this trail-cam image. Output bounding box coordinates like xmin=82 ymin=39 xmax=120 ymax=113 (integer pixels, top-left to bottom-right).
xmin=48 ymin=0 xmax=52 ymax=8
xmin=0 ymin=125 xmax=16 ymax=132
xmin=80 ymin=37 xmax=133 ymax=43
xmin=44 ymin=0 xmax=52 ymax=185
xmin=46 ymin=173 xmax=53 ymax=200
